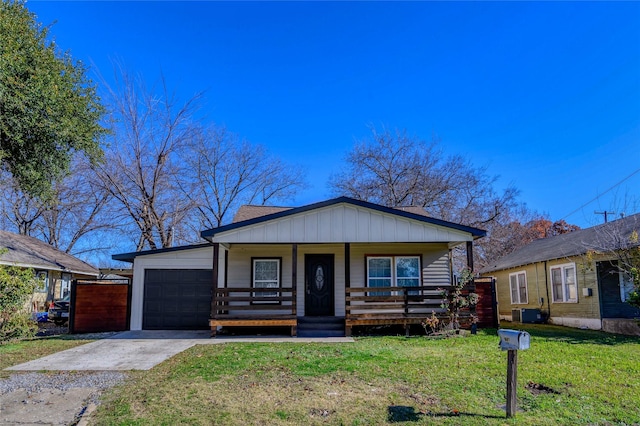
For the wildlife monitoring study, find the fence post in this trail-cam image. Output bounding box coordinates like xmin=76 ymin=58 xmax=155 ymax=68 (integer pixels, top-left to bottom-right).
xmin=403 ymin=287 xmax=410 ymax=337
xmin=68 ymin=279 xmax=77 ymax=334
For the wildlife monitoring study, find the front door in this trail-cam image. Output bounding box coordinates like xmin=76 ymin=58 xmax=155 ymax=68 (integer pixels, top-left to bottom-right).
xmin=597 ymin=260 xmax=640 ymax=319
xmin=305 ymin=254 xmax=334 ymax=316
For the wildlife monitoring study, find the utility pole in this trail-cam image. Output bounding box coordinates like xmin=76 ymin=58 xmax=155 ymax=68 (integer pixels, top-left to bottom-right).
xmin=595 ymin=210 xmax=615 ymax=223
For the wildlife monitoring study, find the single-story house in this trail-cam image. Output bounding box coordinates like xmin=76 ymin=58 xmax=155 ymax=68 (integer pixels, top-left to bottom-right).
xmin=113 ymin=197 xmax=486 ymax=337
xmin=480 ymin=213 xmax=640 ymax=335
xmin=0 ymin=229 xmax=99 ymax=311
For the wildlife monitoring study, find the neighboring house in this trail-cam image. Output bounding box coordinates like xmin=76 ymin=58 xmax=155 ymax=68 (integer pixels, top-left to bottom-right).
xmin=480 ymin=213 xmax=640 ymax=336
xmin=0 ymin=230 xmax=99 ymax=311
xmin=113 ymin=197 xmax=486 ymax=336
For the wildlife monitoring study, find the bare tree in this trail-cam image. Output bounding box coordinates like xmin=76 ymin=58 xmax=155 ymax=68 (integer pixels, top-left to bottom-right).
xmin=0 ymin=171 xmax=47 ymax=235
xmin=183 ymin=126 xmax=306 ymax=229
xmin=94 ymin=67 xmax=200 ymax=251
xmin=330 ymin=127 xmax=520 ymax=228
xmin=330 ymin=126 xmax=527 ymax=270
xmin=0 ymin=158 xmax=115 ymax=257
xmin=38 ymin=157 xmax=115 ymax=255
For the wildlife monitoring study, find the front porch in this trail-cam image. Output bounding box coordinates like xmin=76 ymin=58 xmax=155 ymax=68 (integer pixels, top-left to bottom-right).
xmin=208 ymin=242 xmax=480 ymax=337
xmin=203 ymin=198 xmax=486 ymax=338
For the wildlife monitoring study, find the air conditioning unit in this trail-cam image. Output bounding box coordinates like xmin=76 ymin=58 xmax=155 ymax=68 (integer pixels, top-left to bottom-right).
xmin=511 ymin=309 xmax=522 ymax=323
xmin=521 ymin=308 xmax=542 ymax=324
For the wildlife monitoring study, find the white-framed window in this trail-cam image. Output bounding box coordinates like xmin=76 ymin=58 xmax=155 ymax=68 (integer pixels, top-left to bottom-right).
xmin=551 ymin=263 xmax=578 ymax=303
xmin=367 ymin=256 xmax=421 ymax=296
xmin=509 ymin=271 xmax=528 ymax=304
xmin=620 ymin=273 xmax=635 ymax=302
xmin=60 ymin=273 xmax=72 ymax=299
xmin=35 ymin=270 xmax=48 ymax=293
xmin=252 ymin=258 xmax=280 ymax=302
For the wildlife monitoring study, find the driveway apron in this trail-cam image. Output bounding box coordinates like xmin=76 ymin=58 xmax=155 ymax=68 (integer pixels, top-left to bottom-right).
xmin=6 ymin=330 xmax=211 ymax=371
xmin=6 ymin=331 xmax=354 ymax=371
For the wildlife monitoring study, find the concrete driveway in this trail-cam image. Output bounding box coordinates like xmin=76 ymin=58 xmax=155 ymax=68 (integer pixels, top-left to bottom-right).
xmin=6 ymin=330 xmax=353 ymax=371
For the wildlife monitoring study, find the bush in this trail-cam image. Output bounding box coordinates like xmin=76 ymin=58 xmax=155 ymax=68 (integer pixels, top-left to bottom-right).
xmin=0 ymin=263 xmax=38 ymax=344
xmin=0 ymin=311 xmax=38 ymax=343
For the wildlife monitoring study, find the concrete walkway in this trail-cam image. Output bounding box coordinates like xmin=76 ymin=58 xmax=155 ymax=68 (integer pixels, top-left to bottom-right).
xmin=6 ymin=331 xmax=354 ymax=371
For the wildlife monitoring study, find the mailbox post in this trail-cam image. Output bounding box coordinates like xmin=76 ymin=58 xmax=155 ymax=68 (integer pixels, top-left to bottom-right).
xmin=497 ymin=329 xmax=530 ymax=418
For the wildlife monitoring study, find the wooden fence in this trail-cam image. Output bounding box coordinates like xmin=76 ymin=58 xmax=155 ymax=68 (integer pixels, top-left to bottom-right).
xmin=69 ymin=278 xmax=130 ymax=334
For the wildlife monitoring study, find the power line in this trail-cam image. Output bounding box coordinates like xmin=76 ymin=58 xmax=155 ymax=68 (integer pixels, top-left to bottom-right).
xmin=561 ymin=167 xmax=640 ymax=221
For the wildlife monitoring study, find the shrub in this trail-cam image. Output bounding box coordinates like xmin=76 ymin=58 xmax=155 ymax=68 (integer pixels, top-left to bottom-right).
xmin=0 ymin=262 xmax=38 ymax=344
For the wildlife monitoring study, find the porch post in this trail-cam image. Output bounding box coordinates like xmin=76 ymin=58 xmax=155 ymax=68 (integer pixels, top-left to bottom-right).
xmin=345 ymin=243 xmax=351 ymax=337
xmin=345 ymin=243 xmax=350 ymax=289
xmin=466 ymin=241 xmax=474 ymax=271
xmin=210 ymin=242 xmax=220 ymax=337
xmin=291 ymin=244 xmax=298 ymax=336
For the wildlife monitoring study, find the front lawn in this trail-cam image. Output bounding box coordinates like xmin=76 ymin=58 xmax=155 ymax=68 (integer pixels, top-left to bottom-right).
xmin=94 ymin=325 xmax=639 ymax=425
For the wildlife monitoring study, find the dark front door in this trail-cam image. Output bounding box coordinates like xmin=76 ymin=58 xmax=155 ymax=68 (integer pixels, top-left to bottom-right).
xmin=597 ymin=261 xmax=640 ymax=319
xmin=305 ymin=254 xmax=334 ymax=316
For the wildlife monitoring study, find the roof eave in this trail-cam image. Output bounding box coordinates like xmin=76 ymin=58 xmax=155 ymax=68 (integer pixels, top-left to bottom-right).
xmin=111 ymin=243 xmax=213 ymax=263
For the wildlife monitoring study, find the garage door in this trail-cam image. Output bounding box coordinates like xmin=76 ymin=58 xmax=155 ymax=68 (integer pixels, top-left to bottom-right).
xmin=143 ymin=269 xmax=212 ymax=330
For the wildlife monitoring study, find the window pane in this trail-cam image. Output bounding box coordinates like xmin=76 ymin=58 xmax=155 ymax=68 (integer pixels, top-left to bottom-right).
xmin=398 ymin=278 xmax=420 ymax=295
xmin=368 ymin=258 xmax=392 ymax=295
xmin=369 ymin=258 xmax=391 ymax=278
xmin=369 ymin=278 xmax=392 ymax=288
xmin=551 ymin=268 xmax=563 ymax=301
xmin=396 ymin=257 xmax=419 ymax=278
xmin=253 ymin=259 xmax=279 ymax=299
xmin=510 ymin=274 xmax=519 ymax=303
xmin=255 ymin=281 xmax=278 ymax=289
xmin=565 ymin=267 xmax=577 ymax=301
xmin=621 ymin=274 xmax=635 ymax=302
xmin=518 ymin=273 xmax=528 ymax=304
xmin=255 ymin=260 xmax=278 ymax=281
xmin=398 ymin=278 xmax=419 ymax=287
xmin=368 ymin=278 xmax=391 ymax=296
xmin=35 ymin=271 xmax=48 ymax=293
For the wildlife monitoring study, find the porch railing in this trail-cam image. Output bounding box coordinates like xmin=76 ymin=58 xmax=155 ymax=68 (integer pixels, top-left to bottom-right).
xmin=211 ymin=287 xmax=297 ymax=319
xmin=346 ymin=286 xmax=447 ymax=320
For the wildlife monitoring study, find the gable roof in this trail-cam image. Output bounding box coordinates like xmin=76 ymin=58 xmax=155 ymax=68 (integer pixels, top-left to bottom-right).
xmin=201 ymin=196 xmax=485 ymax=244
xmin=480 ymin=213 xmax=640 ymax=273
xmin=0 ymin=230 xmax=99 ymax=275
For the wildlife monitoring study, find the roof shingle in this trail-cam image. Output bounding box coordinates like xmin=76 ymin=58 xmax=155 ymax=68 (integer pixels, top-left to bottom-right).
xmin=480 ymin=213 xmax=640 ymax=273
xmin=0 ymin=230 xmax=98 ymax=275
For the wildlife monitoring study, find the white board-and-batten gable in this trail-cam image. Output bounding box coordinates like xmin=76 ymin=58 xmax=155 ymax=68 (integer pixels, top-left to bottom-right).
xmin=205 ymin=202 xmax=476 ymax=245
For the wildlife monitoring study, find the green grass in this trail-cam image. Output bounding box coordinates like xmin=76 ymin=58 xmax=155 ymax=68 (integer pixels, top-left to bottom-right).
xmin=91 ymin=325 xmax=640 ymax=425
xmin=0 ymin=335 xmax=93 ymax=378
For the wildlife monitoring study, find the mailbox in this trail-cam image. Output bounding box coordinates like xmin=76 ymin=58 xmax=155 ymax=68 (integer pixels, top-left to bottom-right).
xmin=497 ymin=329 xmax=530 ymax=351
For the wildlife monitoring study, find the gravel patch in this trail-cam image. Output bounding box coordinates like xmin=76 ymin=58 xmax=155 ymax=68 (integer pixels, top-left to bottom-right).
xmin=0 ymin=371 xmax=128 ymax=425
xmin=36 ymin=321 xmax=69 ymax=337
xmin=36 ymin=321 xmax=120 ymax=340
xmin=0 ymin=371 xmax=127 ymax=395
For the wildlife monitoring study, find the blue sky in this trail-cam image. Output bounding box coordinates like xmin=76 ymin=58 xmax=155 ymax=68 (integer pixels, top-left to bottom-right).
xmin=28 ymin=1 xmax=640 ymax=228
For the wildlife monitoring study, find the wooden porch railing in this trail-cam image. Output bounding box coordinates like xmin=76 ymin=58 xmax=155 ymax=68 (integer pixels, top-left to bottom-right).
xmin=345 ymin=285 xmax=469 ymax=336
xmin=209 ymin=286 xmax=297 ymax=336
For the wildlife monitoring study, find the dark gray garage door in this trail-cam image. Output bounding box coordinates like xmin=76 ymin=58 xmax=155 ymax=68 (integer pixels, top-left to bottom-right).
xmin=143 ymin=269 xmax=212 ymax=330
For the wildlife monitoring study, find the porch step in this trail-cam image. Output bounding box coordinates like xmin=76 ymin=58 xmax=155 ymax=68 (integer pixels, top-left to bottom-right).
xmin=297 ymin=316 xmax=345 ymax=338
